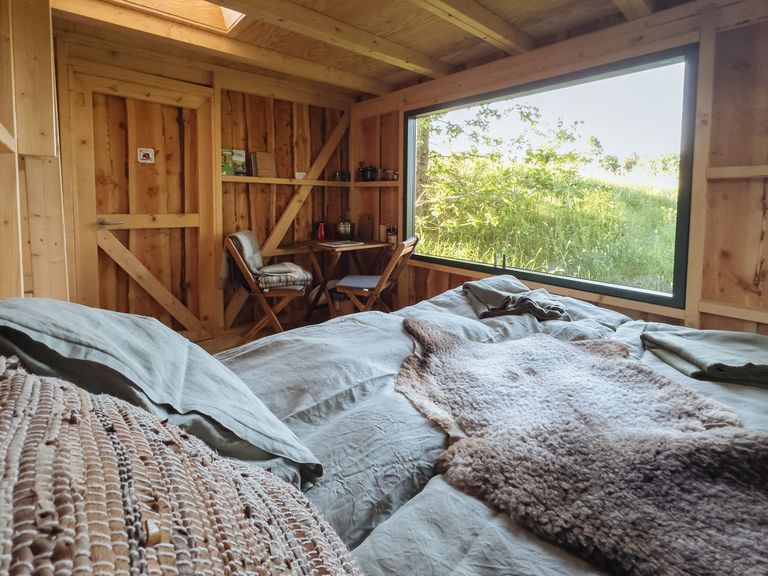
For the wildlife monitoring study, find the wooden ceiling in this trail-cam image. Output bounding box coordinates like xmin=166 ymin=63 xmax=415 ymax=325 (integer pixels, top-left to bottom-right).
xmin=51 ymin=0 xmax=694 ymax=97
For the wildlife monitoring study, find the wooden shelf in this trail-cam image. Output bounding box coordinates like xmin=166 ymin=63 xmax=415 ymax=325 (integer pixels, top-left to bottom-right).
xmin=352 ymin=180 xmax=400 ymax=187
xmin=222 ymin=175 xmax=352 ymax=187
xmin=699 ymin=299 xmax=768 ymax=324
xmin=706 ymin=165 xmax=768 ymax=180
xmin=0 ymin=122 xmax=16 ymax=154
xmin=220 ymin=176 xmax=400 ymax=188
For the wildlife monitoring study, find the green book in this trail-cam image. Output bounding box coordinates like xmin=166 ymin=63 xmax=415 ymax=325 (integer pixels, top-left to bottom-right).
xmin=221 ymin=149 xmax=234 ymax=176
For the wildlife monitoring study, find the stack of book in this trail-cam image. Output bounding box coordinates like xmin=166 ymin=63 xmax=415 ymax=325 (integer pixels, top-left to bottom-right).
xmin=221 ymin=149 xmax=276 ymax=177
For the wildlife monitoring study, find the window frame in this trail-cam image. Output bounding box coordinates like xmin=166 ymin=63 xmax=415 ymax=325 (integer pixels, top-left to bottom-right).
xmin=403 ymin=45 xmax=698 ymax=309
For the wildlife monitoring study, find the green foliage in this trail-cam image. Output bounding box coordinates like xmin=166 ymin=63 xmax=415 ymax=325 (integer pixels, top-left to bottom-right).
xmin=415 ymin=104 xmax=679 ymax=293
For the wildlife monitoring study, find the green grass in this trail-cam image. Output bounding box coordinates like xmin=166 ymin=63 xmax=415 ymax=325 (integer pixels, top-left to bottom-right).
xmin=415 ymin=157 xmax=678 ymax=293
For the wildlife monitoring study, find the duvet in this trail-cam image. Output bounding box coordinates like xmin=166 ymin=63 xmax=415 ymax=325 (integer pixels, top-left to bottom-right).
xmin=218 ymin=275 xmax=768 ymax=575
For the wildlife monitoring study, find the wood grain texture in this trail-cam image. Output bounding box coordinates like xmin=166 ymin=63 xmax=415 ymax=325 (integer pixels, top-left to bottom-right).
xmin=218 ymin=91 xmax=349 ymax=326
xmin=214 ymin=0 xmax=456 ymax=77
xmin=20 ymin=156 xmax=69 ymax=299
xmin=126 ymin=98 xmax=172 ymax=324
xmin=684 ymin=6 xmax=715 ymax=327
xmin=406 ymin=0 xmax=534 ymax=53
xmin=0 ymin=154 xmax=22 ymax=298
xmin=11 ymin=0 xmax=57 ymax=156
xmin=93 ymin=92 xmax=129 ymax=311
xmin=702 ymin=22 xmax=768 ymax=326
xmin=52 ymin=0 xmax=391 ymax=95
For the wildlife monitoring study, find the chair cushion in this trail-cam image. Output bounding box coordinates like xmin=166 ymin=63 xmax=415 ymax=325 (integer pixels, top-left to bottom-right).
xmin=337 ymin=275 xmax=380 ymax=291
xmin=257 ymin=262 xmax=313 ymax=289
xmin=263 ymin=285 xmax=306 ymax=293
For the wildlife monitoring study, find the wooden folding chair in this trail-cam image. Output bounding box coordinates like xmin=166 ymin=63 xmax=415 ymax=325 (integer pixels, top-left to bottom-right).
xmin=225 ymin=236 xmax=310 ymax=343
xmin=336 ymin=236 xmax=419 ymax=313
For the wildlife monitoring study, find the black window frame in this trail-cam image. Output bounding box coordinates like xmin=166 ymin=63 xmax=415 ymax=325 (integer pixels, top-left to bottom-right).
xmin=403 ymin=44 xmax=698 ymax=309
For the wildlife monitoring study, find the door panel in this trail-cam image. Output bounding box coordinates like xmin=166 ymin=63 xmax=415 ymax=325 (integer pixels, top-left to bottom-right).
xmin=71 ymin=68 xmax=217 ymax=341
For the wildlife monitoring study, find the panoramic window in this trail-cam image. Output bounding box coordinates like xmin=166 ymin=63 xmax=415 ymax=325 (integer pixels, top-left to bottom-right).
xmin=406 ymin=49 xmax=695 ymax=306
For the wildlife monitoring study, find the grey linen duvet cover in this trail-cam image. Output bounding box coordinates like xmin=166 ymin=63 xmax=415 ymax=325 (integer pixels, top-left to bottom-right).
xmin=217 ymin=276 xmax=634 ymax=555
xmin=221 ymin=275 xmax=768 ymax=576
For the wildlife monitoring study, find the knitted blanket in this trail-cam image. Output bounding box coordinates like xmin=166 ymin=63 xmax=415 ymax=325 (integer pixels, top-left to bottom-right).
xmin=0 ymin=356 xmax=361 ymax=575
xmin=396 ymin=319 xmax=768 ymax=576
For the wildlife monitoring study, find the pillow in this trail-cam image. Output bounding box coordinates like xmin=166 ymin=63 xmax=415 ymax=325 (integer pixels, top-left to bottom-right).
xmin=0 ymin=297 xmax=321 ymax=484
xmin=0 ymin=356 xmax=361 ymax=575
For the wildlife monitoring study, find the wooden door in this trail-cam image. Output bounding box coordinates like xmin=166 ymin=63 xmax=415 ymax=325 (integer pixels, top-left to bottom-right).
xmin=67 ymin=63 xmax=220 ymax=341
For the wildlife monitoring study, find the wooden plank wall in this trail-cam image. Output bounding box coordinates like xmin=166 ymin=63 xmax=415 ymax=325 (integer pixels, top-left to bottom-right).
xmin=701 ymin=23 xmax=768 ymax=333
xmin=5 ymin=0 xmax=68 ymax=301
xmin=350 ymin=15 xmax=768 ymax=333
xmin=349 ymin=111 xmax=400 ymax=238
xmin=91 ymin=93 xmax=200 ymax=329
xmin=220 ymin=90 xmax=349 ymax=326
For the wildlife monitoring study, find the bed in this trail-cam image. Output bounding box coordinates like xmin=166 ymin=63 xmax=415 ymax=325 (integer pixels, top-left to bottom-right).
xmin=1 ymin=274 xmax=766 ymax=575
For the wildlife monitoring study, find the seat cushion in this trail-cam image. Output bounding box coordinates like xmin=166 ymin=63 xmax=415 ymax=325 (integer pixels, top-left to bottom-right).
xmin=338 ymin=275 xmax=380 ymax=291
xmin=257 ymin=262 xmax=312 ymax=289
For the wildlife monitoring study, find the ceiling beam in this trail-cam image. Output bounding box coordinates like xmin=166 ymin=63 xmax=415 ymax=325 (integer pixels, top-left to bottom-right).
xmin=50 ymin=0 xmax=391 ymax=95
xmin=613 ymin=0 xmax=654 ymax=19
xmin=209 ymin=0 xmax=457 ymax=78
xmin=407 ymin=0 xmax=533 ymax=54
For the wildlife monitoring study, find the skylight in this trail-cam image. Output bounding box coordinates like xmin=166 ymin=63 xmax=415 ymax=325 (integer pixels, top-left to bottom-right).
xmin=116 ymin=0 xmax=245 ymax=33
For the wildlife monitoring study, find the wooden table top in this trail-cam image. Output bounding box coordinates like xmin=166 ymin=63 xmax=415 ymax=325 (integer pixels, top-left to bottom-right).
xmin=299 ymin=240 xmax=389 ymax=253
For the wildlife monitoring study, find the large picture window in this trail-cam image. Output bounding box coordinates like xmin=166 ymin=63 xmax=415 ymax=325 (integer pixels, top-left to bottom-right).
xmin=405 ymin=48 xmax=696 ymax=307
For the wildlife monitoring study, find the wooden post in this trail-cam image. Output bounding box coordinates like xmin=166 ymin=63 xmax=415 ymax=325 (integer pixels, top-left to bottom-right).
xmin=684 ymin=7 xmax=717 ymax=328
xmin=0 ymin=0 xmax=22 ymax=299
xmin=7 ymin=0 xmax=69 ymax=300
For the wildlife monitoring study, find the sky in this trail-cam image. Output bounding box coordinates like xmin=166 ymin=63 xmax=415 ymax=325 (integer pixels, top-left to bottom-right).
xmin=424 ymin=60 xmax=687 ymax=186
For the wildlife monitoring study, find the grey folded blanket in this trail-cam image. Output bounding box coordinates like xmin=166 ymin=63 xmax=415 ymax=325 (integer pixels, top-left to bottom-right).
xmin=642 ymin=328 xmax=768 ymax=385
xmin=463 ymin=280 xmax=570 ymax=321
xmin=219 ymin=231 xmax=265 ymax=288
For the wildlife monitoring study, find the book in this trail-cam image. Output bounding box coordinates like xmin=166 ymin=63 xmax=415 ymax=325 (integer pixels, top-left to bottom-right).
xmin=220 ymin=149 xmax=234 ymax=176
xmin=317 ymin=240 xmax=364 ymax=248
xmin=255 ymin=152 xmax=276 ymax=177
xmin=248 ymin=153 xmax=258 ymax=177
xmin=232 ymin=149 xmax=247 ymax=176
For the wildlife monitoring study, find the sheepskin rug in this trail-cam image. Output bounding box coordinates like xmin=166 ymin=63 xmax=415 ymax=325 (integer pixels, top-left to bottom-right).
xmin=396 ymin=319 xmax=768 ymax=576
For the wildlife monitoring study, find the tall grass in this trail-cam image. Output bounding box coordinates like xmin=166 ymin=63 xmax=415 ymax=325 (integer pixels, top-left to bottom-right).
xmin=416 ymin=155 xmax=678 ymax=293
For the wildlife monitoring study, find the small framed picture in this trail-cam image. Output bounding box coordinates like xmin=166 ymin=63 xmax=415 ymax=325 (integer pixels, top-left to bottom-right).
xmin=137 ymin=148 xmax=155 ymax=164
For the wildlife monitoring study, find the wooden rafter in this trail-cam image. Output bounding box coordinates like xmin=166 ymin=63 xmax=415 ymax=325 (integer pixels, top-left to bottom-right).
xmin=407 ymin=0 xmax=533 ymax=54
xmin=96 ymin=230 xmax=209 ymax=335
xmin=210 ymin=0 xmax=457 ymax=78
xmin=613 ymin=0 xmax=654 ymax=19
xmin=51 ymin=0 xmax=391 ymax=95
xmin=261 ymin=112 xmax=351 ymax=253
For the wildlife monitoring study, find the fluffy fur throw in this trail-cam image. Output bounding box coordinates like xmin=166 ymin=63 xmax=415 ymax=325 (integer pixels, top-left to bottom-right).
xmin=396 ymin=319 xmax=768 ymax=576
xmin=0 ymin=356 xmax=361 ymax=576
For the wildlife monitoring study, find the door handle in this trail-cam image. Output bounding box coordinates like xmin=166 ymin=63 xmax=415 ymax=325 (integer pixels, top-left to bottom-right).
xmin=96 ymin=217 xmax=125 ymax=228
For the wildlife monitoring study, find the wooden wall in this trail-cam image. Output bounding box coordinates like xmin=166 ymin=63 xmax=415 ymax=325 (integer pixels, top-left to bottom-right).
xmin=1 ymin=0 xmax=67 ymax=302
xmin=351 ymin=3 xmax=768 ymax=333
xmin=699 ymin=23 xmax=768 ymax=333
xmin=5 ymin=0 xmax=765 ymax=347
xmin=52 ymin=32 xmax=352 ymax=348
xmin=219 ymin=90 xmax=349 ymax=326
xmin=349 ymin=112 xmax=400 ymax=238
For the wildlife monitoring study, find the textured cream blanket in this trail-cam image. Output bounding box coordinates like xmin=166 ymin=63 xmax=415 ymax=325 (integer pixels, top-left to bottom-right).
xmin=0 ymin=356 xmax=360 ymax=575
xmin=396 ymin=319 xmax=768 ymax=576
